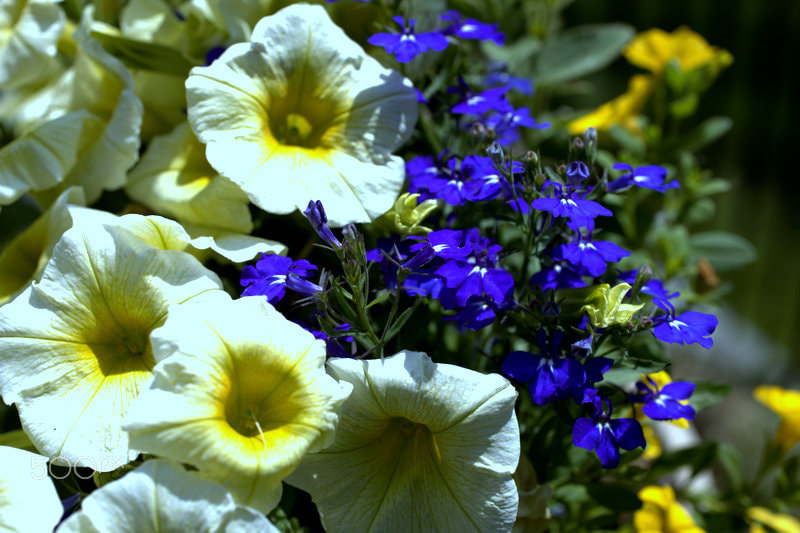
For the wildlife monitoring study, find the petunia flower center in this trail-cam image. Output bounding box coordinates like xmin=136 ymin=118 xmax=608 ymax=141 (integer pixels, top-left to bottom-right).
xmin=91 ymin=323 xmax=155 ymax=377
xmin=277 ymin=113 xmax=315 ymax=147
xmin=387 ymin=417 xmax=442 ymax=463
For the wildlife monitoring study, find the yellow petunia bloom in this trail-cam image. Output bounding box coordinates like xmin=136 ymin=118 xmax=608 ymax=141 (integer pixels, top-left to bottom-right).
xmin=747 ymin=506 xmax=800 ymax=533
xmin=567 ymin=74 xmax=654 ymax=135
xmin=623 ymin=26 xmax=733 ymax=76
xmin=754 ymin=385 xmax=800 ymax=452
xmin=124 ymin=295 xmax=352 ymax=514
xmin=286 ymin=350 xmax=520 ymax=532
xmin=582 ymin=282 xmax=644 ymax=329
xmin=634 ymin=485 xmax=705 ymax=533
xmin=0 ymin=446 xmax=63 ymax=533
xmin=59 ymin=459 xmax=280 ymax=532
xmin=186 ymin=3 xmax=418 ymax=226
xmin=0 ymin=219 xmax=227 ymax=469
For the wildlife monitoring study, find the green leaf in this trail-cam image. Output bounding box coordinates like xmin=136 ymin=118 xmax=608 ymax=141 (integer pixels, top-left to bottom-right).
xmin=670 ymin=93 xmax=699 ymax=118
xmin=690 ymin=381 xmax=731 ymax=411
xmin=716 ymin=442 xmax=743 ymax=491
xmin=382 ymin=300 xmax=420 ymax=344
xmin=689 ymin=231 xmax=757 ymax=272
xmin=552 ymin=483 xmax=589 ymax=504
xmin=533 ymin=24 xmax=635 ymax=86
xmin=90 ymin=30 xmax=194 ymax=76
xmin=586 ymin=482 xmax=642 ymax=511
xmin=678 ymin=116 xmax=733 ymax=152
xmin=609 ymin=124 xmax=646 ymax=159
xmin=695 ymin=178 xmax=732 ymax=197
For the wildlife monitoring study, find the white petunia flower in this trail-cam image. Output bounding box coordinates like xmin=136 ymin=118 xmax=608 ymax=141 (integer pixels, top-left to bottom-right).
xmin=0 ymin=0 xmax=65 ymax=89
xmin=286 ymin=350 xmax=521 ymax=532
xmin=0 ymin=220 xmax=227 ymax=470
xmin=186 ymin=3 xmax=418 ymax=226
xmin=124 ymin=295 xmax=352 ymax=513
xmin=58 ymin=459 xmax=279 ymax=532
xmin=0 ymin=446 xmax=63 ymax=533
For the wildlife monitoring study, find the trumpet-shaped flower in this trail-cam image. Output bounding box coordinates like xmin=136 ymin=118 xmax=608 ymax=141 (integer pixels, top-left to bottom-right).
xmin=633 ymin=485 xmax=705 ymax=533
xmin=582 ymin=283 xmax=644 ymax=328
xmin=124 ymin=295 xmax=352 ymax=513
xmin=186 ymin=4 xmax=418 ymax=226
xmin=567 ymin=74 xmax=654 ymax=135
xmin=0 ymin=0 xmax=65 ymax=89
xmin=59 ymin=459 xmax=279 ymax=532
xmin=624 ymin=26 xmax=733 ymax=75
xmin=286 ymin=350 xmax=520 ymax=532
xmin=0 ymin=8 xmax=143 ymax=209
xmin=753 ymin=385 xmax=800 ymax=452
xmin=0 ymin=446 xmax=63 ymax=533
xmin=126 ymin=122 xmax=255 ymax=235
xmin=0 ymin=220 xmax=226 ymax=469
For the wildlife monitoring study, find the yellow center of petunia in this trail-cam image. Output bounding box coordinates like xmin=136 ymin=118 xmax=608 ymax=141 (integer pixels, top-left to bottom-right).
xmin=223 ymin=347 xmax=310 ymax=450
xmin=91 ymin=323 xmax=155 ymax=377
xmin=389 ymin=417 xmax=442 ymax=463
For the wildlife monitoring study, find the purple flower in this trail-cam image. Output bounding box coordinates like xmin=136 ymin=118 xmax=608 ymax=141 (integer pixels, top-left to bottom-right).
xmin=485 ymin=63 xmax=534 ymax=95
xmin=483 ymin=106 xmax=548 ymax=145
xmin=632 ymin=377 xmax=696 ymax=422
xmin=366 ymin=236 xmax=412 ymax=290
xmin=408 ymin=154 xmax=507 ymax=205
xmin=652 ymin=299 xmax=718 ymax=349
xmin=368 ymin=16 xmax=449 ymax=63
xmin=532 ymin=183 xmax=612 ymax=227
xmin=303 ymin=200 xmax=342 ymax=248
xmin=451 ymin=85 xmax=512 ymax=115
xmin=608 ymin=163 xmax=679 ymax=193
xmin=502 ymin=330 xmax=585 ymax=405
xmin=573 ymin=399 xmax=646 ymax=468
xmin=530 ymin=262 xmax=587 ymax=290
xmin=241 ymin=254 xmax=322 ymax=304
xmin=555 ymin=238 xmax=630 ymax=277
xmin=440 ymin=10 xmax=504 ymax=45
xmin=566 ymin=161 xmax=590 ymax=186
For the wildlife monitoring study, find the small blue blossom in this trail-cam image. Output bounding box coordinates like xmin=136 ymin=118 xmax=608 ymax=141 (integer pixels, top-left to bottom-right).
xmin=367 ymin=236 xmax=412 ymax=290
xmin=572 ymin=398 xmax=646 ymax=468
xmin=241 ymin=254 xmax=322 ymax=304
xmin=483 ymin=106 xmax=548 ymax=145
xmin=632 ymin=376 xmax=696 ymax=422
xmin=652 ymin=299 xmax=718 ymax=349
xmin=555 ymin=237 xmax=630 ymax=277
xmin=440 ymin=10 xmax=504 ymax=45
xmin=368 ymin=16 xmax=449 ymax=63
xmin=502 ymin=330 xmax=586 ymax=405
xmin=303 ymin=200 xmax=342 ymax=249
xmin=532 ymin=183 xmax=612 ymax=226
xmin=451 ymin=86 xmax=513 ymax=115
xmin=566 ymin=161 xmax=590 ymax=186
xmin=407 ymin=153 xmax=508 ymax=205
xmin=485 ymin=63 xmax=534 ymax=95
xmin=608 ymin=163 xmax=679 ymax=193
xmin=530 ymin=262 xmax=587 ymax=290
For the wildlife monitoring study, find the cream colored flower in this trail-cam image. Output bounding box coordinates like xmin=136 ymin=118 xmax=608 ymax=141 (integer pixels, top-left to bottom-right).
xmin=582 ymin=282 xmax=644 ymax=328
xmin=0 ymin=186 xmax=84 ymax=306
xmin=0 ymin=7 xmax=142 ymax=209
xmin=0 ymin=219 xmax=227 ymax=469
xmin=124 ymin=295 xmax=352 ymax=513
xmin=0 ymin=446 xmax=63 ymax=533
xmin=0 ymin=0 xmax=65 ymax=89
xmin=59 ymin=459 xmax=279 ymax=532
xmin=286 ymin=350 xmax=520 ymax=532
xmin=126 ymin=122 xmax=255 ymax=234
xmin=186 ymin=3 xmax=418 ymax=226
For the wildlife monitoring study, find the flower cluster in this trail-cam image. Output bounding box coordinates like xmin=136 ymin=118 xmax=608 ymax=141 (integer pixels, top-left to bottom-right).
xmin=0 ymin=2 xmax=778 ymax=532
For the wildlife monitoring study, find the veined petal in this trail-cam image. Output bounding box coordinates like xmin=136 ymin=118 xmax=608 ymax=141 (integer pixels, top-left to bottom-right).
xmin=0 ymin=0 xmax=65 ymax=89
xmin=287 ymin=351 xmax=520 ymax=532
xmin=0 ymin=220 xmax=226 ymax=468
xmin=0 ymin=446 xmax=62 ymax=533
xmin=58 ymin=459 xmax=278 ymax=532
xmin=186 ymin=4 xmax=417 ymax=225
xmin=124 ymin=295 xmax=351 ymax=513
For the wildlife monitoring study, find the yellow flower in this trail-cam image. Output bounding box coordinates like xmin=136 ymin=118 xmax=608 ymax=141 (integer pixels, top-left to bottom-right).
xmin=0 ymin=446 xmax=63 ymax=533
xmin=59 ymin=459 xmax=280 ymax=532
xmin=124 ymin=295 xmax=352 ymax=513
xmin=746 ymin=506 xmax=800 ymax=533
xmin=286 ymin=350 xmax=520 ymax=532
xmin=0 ymin=219 xmax=226 ymax=469
xmin=377 ymin=192 xmax=439 ymax=236
xmin=754 ymin=385 xmax=800 ymax=452
xmin=186 ymin=4 xmax=418 ymax=226
xmin=634 ymin=485 xmax=705 ymax=533
xmin=581 ymin=282 xmax=644 ymax=328
xmin=640 ymin=424 xmax=663 ymax=460
xmin=567 ymin=74 xmax=654 ymax=135
xmin=624 ymin=27 xmax=733 ymax=76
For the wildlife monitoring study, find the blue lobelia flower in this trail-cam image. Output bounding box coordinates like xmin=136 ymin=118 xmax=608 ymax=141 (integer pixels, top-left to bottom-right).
xmin=241 ymin=254 xmax=322 ymax=304
xmin=483 ymin=106 xmax=548 ymax=145
xmin=407 ymin=153 xmax=508 ymax=205
xmin=367 ymin=16 xmax=449 ymax=63
xmin=566 ymin=161 xmax=590 ymax=186
xmin=502 ymin=330 xmax=585 ymax=405
xmin=607 ymin=163 xmax=679 ymax=193
xmin=651 ymin=299 xmax=718 ymax=349
xmin=531 ymin=182 xmax=612 ymax=227
xmin=440 ymin=10 xmax=504 ymax=45
xmin=555 ymin=232 xmax=630 ymax=277
xmin=530 ymin=262 xmax=587 ymax=290
xmin=450 ymin=79 xmax=513 ymax=115
xmin=366 ymin=236 xmax=413 ymax=291
xmin=303 ymin=200 xmax=342 ymax=249
xmin=485 ymin=62 xmax=534 ymax=95
xmin=632 ymin=376 xmax=696 ymax=422
xmin=572 ymin=398 xmax=646 ymax=468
